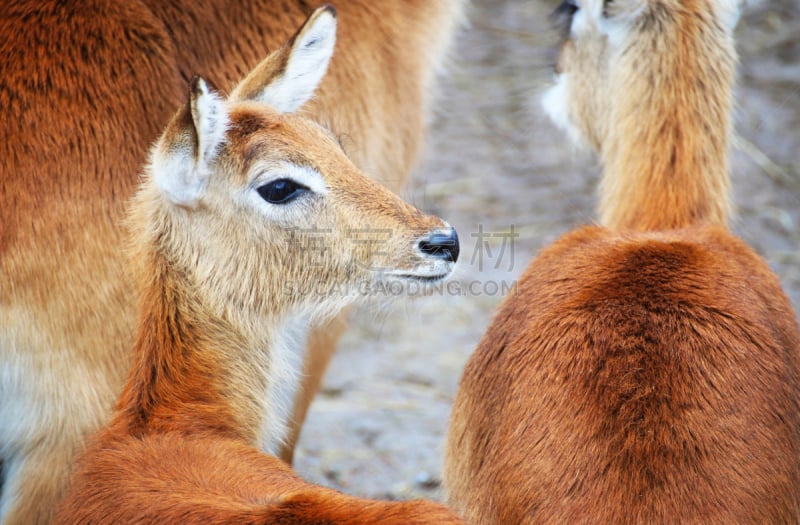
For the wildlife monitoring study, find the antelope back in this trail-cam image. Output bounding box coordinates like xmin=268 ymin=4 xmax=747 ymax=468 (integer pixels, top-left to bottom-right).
xmin=446 ymin=225 xmax=800 ymax=523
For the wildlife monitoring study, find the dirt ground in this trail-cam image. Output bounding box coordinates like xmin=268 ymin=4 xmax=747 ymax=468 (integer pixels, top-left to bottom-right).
xmin=294 ymin=0 xmax=800 ymax=502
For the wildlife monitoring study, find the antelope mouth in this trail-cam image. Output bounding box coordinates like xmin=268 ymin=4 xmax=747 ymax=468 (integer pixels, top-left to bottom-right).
xmin=392 ymin=272 xmax=451 ymax=283
xmin=383 ymin=263 xmax=455 ymax=284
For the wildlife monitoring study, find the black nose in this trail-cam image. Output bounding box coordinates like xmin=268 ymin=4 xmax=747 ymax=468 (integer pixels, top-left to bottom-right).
xmin=418 ymin=228 xmax=459 ymax=263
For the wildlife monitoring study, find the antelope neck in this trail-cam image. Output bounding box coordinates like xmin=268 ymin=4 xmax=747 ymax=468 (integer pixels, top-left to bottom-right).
xmin=114 ymin=251 xmax=309 ymax=454
xmin=599 ymin=13 xmax=734 ymax=232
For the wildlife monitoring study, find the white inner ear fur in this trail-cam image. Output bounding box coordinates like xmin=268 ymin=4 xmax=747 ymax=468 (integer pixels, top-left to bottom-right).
xmin=152 ymin=79 xmax=229 ymax=207
xmin=255 ymin=10 xmax=337 ymax=113
xmin=193 ymin=79 xmax=230 ymax=171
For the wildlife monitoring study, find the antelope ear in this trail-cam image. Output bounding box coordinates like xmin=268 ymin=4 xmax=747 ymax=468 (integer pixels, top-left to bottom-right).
xmin=151 ymin=77 xmax=228 ymax=207
xmin=229 ymin=5 xmax=337 ymax=113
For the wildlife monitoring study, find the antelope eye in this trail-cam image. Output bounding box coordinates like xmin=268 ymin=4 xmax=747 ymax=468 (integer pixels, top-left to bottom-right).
xmin=257 ymin=178 xmax=309 ymax=204
xmin=553 ymin=0 xmax=579 ymax=34
xmin=561 ymin=0 xmax=580 ymax=16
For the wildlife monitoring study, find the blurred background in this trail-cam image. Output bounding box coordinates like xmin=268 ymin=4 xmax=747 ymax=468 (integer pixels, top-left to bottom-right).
xmin=295 ymin=0 xmax=800 ymax=501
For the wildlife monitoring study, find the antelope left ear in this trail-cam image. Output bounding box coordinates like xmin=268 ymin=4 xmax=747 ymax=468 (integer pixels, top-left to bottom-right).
xmin=229 ymin=5 xmax=337 ymax=113
xmin=151 ymin=77 xmax=228 ymax=207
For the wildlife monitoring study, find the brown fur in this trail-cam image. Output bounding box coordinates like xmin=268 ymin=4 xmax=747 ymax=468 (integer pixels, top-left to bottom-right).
xmin=0 ymin=1 xmax=464 ymax=523
xmin=445 ymin=0 xmax=800 ymax=522
xmin=58 ymin=433 xmax=465 ymax=525
xmin=54 ymin=12 xmax=464 ymax=523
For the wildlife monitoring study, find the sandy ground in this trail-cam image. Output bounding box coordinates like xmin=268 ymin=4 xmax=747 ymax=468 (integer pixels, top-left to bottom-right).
xmin=294 ymin=0 xmax=800 ymax=502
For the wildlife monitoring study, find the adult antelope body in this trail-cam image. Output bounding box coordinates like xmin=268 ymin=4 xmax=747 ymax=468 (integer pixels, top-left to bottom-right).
xmin=0 ymin=0 xmax=463 ymax=522
xmin=445 ymin=0 xmax=800 ymax=522
xmin=53 ymin=7 xmax=463 ymax=524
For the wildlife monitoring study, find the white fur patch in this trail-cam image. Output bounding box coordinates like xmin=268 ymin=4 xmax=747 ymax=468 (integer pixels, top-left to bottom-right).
xmin=541 ymin=74 xmax=570 ymax=132
xmin=257 ymin=10 xmax=337 ymax=113
xmin=150 ymin=146 xmax=200 ymax=207
xmin=541 ymin=73 xmax=587 ymax=148
xmin=258 ymin=315 xmax=309 ymax=455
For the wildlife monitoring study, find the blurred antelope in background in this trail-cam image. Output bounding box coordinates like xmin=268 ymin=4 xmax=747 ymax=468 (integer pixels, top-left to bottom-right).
xmin=445 ymin=0 xmax=800 ymax=522
xmin=0 ymin=0 xmax=464 ymax=522
xmin=54 ymin=8 xmax=463 ymax=524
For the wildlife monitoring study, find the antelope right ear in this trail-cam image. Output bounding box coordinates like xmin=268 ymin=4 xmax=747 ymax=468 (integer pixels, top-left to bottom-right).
xmin=229 ymin=5 xmax=337 ymax=113
xmin=151 ymin=77 xmax=229 ymax=207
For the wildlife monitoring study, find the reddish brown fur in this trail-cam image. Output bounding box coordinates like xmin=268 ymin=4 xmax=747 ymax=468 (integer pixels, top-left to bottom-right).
xmin=55 ymin=239 xmax=463 ymax=524
xmin=53 ymin=12 xmax=465 ymax=520
xmin=0 ymin=1 xmax=463 ymax=522
xmin=58 ymin=433 xmax=462 ymax=525
xmin=447 ymin=226 xmax=800 ymax=523
xmin=445 ymin=0 xmax=800 ymax=522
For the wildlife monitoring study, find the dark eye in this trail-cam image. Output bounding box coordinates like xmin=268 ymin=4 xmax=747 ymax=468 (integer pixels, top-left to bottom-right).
xmin=257 ymin=178 xmax=309 ymax=204
xmin=552 ymin=0 xmax=579 ymax=37
xmin=555 ymin=0 xmax=579 ymax=17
